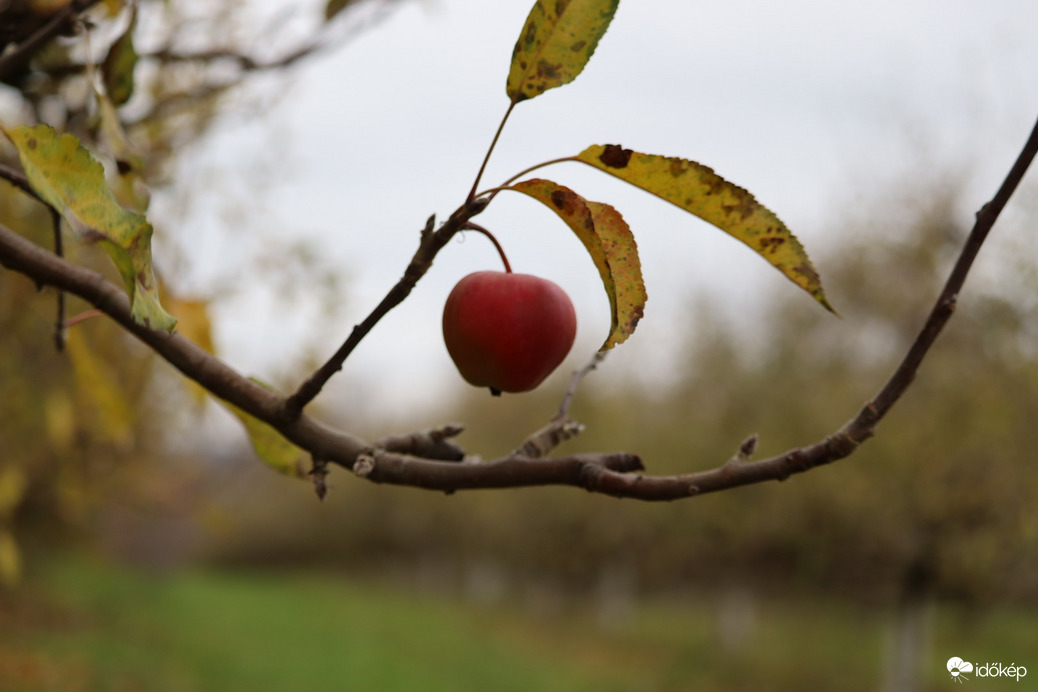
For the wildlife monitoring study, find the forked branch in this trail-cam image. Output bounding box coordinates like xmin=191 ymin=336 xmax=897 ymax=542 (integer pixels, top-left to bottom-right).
xmin=1 ymin=115 xmax=1035 ymax=500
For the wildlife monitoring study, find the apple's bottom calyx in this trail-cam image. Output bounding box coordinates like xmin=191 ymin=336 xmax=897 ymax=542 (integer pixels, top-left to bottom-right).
xmin=443 ymin=271 xmax=577 ymax=395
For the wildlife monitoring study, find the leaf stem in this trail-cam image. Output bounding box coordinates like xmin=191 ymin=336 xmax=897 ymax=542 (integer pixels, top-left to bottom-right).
xmin=467 ymin=101 xmax=517 ymax=204
xmin=480 ymin=156 xmax=580 ymax=200
xmin=462 ymin=221 xmax=512 ymax=273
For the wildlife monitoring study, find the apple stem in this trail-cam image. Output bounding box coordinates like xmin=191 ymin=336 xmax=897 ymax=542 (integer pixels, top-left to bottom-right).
xmin=463 ymin=221 xmax=512 ymax=273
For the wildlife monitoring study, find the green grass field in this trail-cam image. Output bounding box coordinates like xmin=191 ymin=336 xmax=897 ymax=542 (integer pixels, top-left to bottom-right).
xmin=1 ymin=555 xmax=1034 ymax=691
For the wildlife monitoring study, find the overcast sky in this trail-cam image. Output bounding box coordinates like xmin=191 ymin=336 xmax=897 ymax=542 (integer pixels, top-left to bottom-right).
xmin=152 ymin=0 xmax=1038 ymax=417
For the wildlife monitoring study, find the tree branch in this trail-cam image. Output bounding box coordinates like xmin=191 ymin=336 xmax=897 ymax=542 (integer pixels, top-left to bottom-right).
xmin=1 ymin=114 xmax=1033 ymax=501
xmin=285 ymin=198 xmax=488 ymax=417
xmin=512 ymin=350 xmax=606 ymax=458
xmin=0 ymin=0 xmax=104 ymax=82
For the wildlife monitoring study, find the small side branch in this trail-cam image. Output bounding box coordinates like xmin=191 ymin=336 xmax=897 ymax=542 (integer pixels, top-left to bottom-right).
xmin=375 ymin=424 xmax=466 ymax=462
xmin=0 ymin=113 xmax=1033 ymax=502
xmin=285 ymin=199 xmax=488 ymax=418
xmin=513 ymin=351 xmax=606 ymax=458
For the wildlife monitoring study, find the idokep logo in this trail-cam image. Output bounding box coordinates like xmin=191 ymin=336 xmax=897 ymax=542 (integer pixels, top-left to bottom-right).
xmin=948 ymin=657 xmax=973 ymax=682
xmin=947 ymin=656 xmax=1028 ymax=683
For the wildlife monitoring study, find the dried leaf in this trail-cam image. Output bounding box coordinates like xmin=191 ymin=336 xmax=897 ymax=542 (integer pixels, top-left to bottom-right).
xmin=586 ymin=201 xmax=645 ymax=348
xmin=508 ymin=178 xmax=646 ymax=349
xmin=507 ymin=0 xmax=619 ymax=103
xmin=576 ymin=144 xmax=835 ymax=312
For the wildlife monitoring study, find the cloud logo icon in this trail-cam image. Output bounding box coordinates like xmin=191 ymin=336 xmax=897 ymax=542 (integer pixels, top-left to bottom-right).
xmin=948 ymin=657 xmax=973 ymax=682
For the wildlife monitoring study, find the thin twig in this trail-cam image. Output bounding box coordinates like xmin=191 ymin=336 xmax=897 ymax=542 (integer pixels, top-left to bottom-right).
xmin=512 ymin=351 xmax=606 ymax=458
xmin=49 ymin=208 xmax=65 ymax=351
xmin=556 ymin=350 xmax=607 ymax=420
xmin=0 ymin=164 xmax=37 ymax=200
xmin=284 ymin=199 xmax=489 ymax=417
xmin=868 ymin=114 xmax=1038 ymax=421
xmin=0 ymin=162 xmax=66 ymax=349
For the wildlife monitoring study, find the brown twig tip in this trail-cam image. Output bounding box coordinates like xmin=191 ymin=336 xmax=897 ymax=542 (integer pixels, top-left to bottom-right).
xmin=310 ymin=457 xmax=329 ymax=501
xmin=353 ymin=453 xmax=376 ymax=478
xmin=513 ymin=418 xmax=585 ymax=459
xmin=376 ymin=425 xmax=466 ymax=462
xmin=725 ymin=434 xmax=759 ymax=467
xmin=555 ymin=350 xmax=607 ymax=421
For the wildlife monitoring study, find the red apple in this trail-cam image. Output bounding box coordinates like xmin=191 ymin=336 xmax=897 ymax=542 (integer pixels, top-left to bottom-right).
xmin=443 ymin=271 xmax=577 ymax=395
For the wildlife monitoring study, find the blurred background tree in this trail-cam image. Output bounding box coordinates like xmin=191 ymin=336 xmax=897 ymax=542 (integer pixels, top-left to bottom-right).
xmin=1 ymin=1 xmax=1036 ymax=690
xmin=0 ymin=0 xmax=373 ymax=584
xmin=203 ymin=169 xmax=1038 ymax=607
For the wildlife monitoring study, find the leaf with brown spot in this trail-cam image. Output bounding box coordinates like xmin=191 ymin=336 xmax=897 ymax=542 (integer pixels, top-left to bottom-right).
xmin=506 ymin=0 xmax=619 ymax=103
xmin=1 ymin=124 xmax=177 ymax=330
xmin=576 ymin=144 xmax=835 ymax=313
xmin=508 ymin=179 xmax=646 ymax=350
xmin=587 ymin=201 xmax=645 ymax=348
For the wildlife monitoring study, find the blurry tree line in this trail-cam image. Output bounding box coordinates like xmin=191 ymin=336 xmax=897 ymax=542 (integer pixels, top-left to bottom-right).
xmin=204 ymin=172 xmax=1038 ymax=611
xmin=0 ymin=0 xmax=379 ymax=585
xmin=1 ymin=0 xmax=1035 ymax=619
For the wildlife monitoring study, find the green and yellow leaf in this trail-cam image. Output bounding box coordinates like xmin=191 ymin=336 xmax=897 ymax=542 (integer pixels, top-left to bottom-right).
xmin=576 ymin=144 xmax=835 ymax=312
xmin=508 ymin=178 xmax=645 ymax=349
xmin=1 ymin=124 xmax=177 ymax=331
xmin=507 ymin=0 xmax=619 ymax=103
xmin=102 ymin=3 xmax=138 ymax=106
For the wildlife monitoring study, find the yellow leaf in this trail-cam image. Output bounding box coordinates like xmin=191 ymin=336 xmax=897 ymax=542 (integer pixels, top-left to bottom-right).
xmin=508 ymin=179 xmax=646 ymax=350
xmin=66 ymin=330 xmax=135 ymax=448
xmin=225 ymin=380 xmax=308 ymax=478
xmin=162 ymin=295 xmax=215 ymax=405
xmin=45 ymin=392 xmax=77 ymax=452
xmin=0 ymin=530 xmax=21 ymax=588
xmin=507 ymin=0 xmax=619 ymax=103
xmin=0 ymin=467 xmax=28 ymax=519
xmin=576 ymin=144 xmax=835 ymax=313
xmin=1 ymin=124 xmax=176 ymax=331
xmin=586 ymin=201 xmax=646 ymax=348
xmin=163 ymin=296 xmax=214 ymax=354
